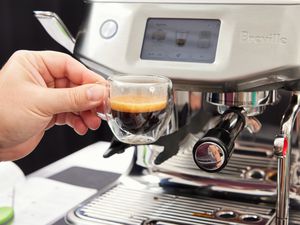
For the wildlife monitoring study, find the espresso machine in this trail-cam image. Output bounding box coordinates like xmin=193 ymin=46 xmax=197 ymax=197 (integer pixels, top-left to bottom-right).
xmin=35 ymin=0 xmax=300 ymax=224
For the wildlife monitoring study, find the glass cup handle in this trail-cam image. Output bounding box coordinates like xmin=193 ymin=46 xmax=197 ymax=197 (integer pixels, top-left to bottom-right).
xmin=96 ymin=83 xmax=110 ymax=121
xmin=97 ymin=112 xmax=107 ymax=121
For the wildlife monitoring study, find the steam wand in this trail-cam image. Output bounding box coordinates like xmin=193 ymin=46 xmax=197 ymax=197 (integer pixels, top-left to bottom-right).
xmin=274 ymin=91 xmax=300 ymax=225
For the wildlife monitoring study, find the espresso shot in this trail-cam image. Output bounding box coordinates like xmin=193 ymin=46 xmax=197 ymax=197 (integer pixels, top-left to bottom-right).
xmin=110 ymin=95 xmax=167 ymax=134
xmin=97 ymin=74 xmax=173 ymax=144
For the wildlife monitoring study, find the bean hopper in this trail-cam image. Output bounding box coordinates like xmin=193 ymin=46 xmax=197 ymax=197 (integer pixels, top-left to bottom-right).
xmin=35 ymin=0 xmax=300 ymax=224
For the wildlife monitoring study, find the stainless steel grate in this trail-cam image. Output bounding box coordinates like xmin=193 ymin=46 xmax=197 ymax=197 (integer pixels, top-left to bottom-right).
xmin=154 ymin=135 xmax=299 ymax=185
xmin=290 ymin=210 xmax=300 ymax=225
xmin=70 ymin=184 xmax=275 ymax=225
xmin=158 ymin=150 xmax=278 ymax=177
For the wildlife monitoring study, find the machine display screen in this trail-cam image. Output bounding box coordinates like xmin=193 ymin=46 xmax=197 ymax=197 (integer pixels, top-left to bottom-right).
xmin=141 ymin=18 xmax=220 ymax=63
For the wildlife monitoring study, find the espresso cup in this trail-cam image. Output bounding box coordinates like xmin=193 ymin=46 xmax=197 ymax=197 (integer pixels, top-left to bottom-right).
xmin=98 ymin=74 xmax=173 ymax=144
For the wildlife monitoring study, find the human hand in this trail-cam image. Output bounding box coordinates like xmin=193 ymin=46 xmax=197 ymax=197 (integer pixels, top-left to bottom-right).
xmin=0 ymin=50 xmax=106 ymax=161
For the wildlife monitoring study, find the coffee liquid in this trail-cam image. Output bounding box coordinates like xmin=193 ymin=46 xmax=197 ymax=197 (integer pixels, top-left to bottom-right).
xmin=110 ymin=95 xmax=167 ymax=134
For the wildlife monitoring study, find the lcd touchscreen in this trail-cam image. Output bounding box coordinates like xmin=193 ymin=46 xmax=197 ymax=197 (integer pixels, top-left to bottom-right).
xmin=141 ymin=18 xmax=220 ymax=63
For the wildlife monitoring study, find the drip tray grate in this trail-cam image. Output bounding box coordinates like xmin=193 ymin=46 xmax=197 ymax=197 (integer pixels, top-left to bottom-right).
xmin=67 ymin=183 xmax=276 ymax=225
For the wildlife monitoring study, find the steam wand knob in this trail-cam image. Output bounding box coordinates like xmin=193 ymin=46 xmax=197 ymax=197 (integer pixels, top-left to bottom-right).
xmin=193 ymin=107 xmax=246 ymax=172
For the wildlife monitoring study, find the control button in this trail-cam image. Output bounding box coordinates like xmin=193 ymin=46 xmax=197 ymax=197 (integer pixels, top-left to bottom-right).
xmin=100 ymin=20 xmax=118 ymax=39
xmin=198 ymin=31 xmax=211 ymax=48
xmin=168 ymin=52 xmax=188 ymax=60
xmin=151 ymin=29 xmax=166 ymax=41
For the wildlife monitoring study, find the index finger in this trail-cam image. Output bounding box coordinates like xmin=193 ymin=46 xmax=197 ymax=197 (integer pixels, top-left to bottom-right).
xmin=35 ymin=50 xmax=106 ymax=86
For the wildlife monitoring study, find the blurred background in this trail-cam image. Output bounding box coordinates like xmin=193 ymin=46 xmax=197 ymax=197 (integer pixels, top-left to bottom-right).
xmin=0 ymin=0 xmax=113 ymax=174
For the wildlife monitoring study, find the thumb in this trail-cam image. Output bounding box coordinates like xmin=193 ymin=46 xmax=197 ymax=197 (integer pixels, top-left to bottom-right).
xmin=41 ymin=84 xmax=106 ymax=114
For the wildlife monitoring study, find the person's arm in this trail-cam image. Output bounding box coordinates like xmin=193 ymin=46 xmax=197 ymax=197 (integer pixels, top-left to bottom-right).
xmin=0 ymin=50 xmax=106 ymax=161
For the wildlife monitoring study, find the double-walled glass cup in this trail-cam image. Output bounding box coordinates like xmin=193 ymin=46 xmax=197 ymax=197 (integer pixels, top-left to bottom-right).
xmin=98 ymin=74 xmax=173 ymax=144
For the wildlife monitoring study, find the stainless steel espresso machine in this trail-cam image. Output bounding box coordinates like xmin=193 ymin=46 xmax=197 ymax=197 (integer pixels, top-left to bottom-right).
xmin=35 ymin=1 xmax=300 ymax=224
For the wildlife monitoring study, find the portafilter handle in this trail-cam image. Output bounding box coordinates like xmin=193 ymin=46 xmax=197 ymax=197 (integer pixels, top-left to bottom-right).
xmin=193 ymin=107 xmax=246 ymax=172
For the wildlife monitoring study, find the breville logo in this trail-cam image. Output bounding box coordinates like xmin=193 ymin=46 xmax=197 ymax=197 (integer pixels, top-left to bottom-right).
xmin=240 ymin=31 xmax=287 ymax=45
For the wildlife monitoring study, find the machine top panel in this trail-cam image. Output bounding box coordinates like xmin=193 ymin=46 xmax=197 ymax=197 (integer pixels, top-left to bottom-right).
xmin=86 ymin=0 xmax=300 ymax=5
xmin=76 ymin=1 xmax=300 ymax=91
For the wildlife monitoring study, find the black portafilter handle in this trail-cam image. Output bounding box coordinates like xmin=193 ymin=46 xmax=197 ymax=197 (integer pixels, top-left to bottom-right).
xmin=193 ymin=107 xmax=246 ymax=172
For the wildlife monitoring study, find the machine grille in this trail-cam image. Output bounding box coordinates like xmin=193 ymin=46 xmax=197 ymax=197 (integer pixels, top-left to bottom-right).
xmin=290 ymin=211 xmax=300 ymax=225
xmin=154 ymin=135 xmax=299 ymax=186
xmin=72 ymin=184 xmax=275 ymax=225
xmin=159 ymin=150 xmax=277 ymax=178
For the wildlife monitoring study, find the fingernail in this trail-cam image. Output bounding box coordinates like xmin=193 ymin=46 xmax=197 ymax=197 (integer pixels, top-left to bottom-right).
xmin=86 ymin=85 xmax=104 ymax=101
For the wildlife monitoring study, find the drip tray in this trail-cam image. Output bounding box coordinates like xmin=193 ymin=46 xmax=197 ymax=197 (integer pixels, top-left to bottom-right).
xmin=66 ymin=183 xmax=277 ymax=225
